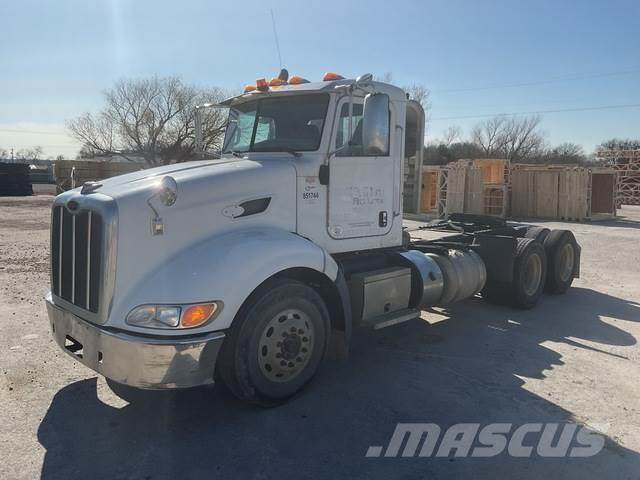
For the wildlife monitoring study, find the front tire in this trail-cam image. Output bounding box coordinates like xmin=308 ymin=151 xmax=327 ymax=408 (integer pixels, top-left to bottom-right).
xmin=216 ymin=278 xmax=330 ymax=406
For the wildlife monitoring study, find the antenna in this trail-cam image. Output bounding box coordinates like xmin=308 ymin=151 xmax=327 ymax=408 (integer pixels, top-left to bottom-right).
xmin=270 ymin=9 xmax=283 ymax=69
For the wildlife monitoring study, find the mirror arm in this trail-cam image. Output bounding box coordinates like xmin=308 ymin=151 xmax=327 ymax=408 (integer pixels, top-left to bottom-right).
xmin=348 ymin=86 xmax=354 ymax=144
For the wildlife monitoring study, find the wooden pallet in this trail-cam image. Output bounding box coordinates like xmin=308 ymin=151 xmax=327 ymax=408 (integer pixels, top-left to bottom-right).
xmin=511 ymin=165 xmax=616 ymax=221
xmin=596 ymin=150 xmax=640 ymax=206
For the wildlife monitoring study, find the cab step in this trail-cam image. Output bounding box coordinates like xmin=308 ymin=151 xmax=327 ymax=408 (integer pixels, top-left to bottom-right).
xmin=363 ymin=308 xmax=421 ymax=330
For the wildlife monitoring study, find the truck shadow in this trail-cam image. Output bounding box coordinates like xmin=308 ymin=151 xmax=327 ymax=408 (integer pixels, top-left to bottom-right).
xmin=38 ymin=287 xmax=640 ymax=479
xmin=595 ymin=216 xmax=640 ymax=230
xmin=510 ymin=216 xmax=640 ymax=231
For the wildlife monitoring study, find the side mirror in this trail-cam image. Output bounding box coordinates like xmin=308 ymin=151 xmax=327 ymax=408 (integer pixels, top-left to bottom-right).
xmin=361 ymin=93 xmax=390 ymax=155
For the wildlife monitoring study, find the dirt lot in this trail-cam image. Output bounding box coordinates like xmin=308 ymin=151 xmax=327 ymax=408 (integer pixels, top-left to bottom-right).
xmin=1 ymin=195 xmax=640 ymax=479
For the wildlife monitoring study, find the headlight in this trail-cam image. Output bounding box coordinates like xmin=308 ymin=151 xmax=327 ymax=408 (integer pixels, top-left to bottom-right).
xmin=126 ymin=305 xmax=181 ymax=328
xmin=126 ymin=302 xmax=220 ymax=329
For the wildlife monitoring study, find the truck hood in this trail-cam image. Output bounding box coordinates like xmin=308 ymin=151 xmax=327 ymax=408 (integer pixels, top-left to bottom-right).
xmin=89 ymin=158 xmax=264 ymax=200
xmin=65 ymin=157 xmax=299 ymax=326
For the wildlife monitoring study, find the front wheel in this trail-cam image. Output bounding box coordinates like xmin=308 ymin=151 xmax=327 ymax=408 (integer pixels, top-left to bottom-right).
xmin=216 ymin=278 xmax=330 ymax=406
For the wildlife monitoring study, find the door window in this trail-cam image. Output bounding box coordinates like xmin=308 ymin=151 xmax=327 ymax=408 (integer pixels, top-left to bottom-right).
xmin=335 ymin=103 xmax=364 ymax=156
xmin=334 ymin=101 xmax=390 ymax=156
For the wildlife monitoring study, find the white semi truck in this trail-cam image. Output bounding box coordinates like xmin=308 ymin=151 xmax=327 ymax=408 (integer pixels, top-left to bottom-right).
xmin=46 ymin=72 xmax=581 ymax=405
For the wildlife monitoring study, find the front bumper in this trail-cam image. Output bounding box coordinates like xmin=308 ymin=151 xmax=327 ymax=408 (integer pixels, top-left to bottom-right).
xmin=46 ymin=295 xmax=225 ymax=389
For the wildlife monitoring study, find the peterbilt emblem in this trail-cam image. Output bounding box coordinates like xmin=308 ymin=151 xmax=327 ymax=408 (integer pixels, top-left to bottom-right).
xmin=222 ymin=205 xmax=245 ymax=219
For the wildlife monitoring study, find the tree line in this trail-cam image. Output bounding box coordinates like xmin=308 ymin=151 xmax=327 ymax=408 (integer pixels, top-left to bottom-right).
xmin=58 ymin=76 xmax=638 ymax=167
xmin=429 ymin=115 xmax=574 ymax=165
xmin=426 ymin=116 xmax=640 ymax=166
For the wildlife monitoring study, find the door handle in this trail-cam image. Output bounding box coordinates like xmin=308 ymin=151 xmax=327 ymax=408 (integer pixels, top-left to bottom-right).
xmin=319 ymin=165 xmax=330 ymax=185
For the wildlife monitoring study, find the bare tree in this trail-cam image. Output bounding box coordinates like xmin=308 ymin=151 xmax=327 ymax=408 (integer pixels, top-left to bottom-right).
xmin=471 ymin=114 xmax=544 ymax=161
xmin=0 ymin=147 xmax=7 ymax=160
xmin=15 ymin=146 xmax=44 ymax=161
xmin=501 ymin=115 xmax=544 ymax=161
xmin=540 ymin=143 xmax=585 ymax=164
xmin=374 ymin=72 xmax=431 ymax=110
xmin=404 ymin=84 xmax=431 ymax=109
xmin=471 ymin=116 xmax=508 ymax=157
xmin=441 ymin=126 xmax=462 ymax=147
xmin=68 ymin=77 xmax=228 ymax=166
xmin=598 ymin=138 xmax=640 ymax=151
xmin=77 ymin=143 xmax=103 ymax=159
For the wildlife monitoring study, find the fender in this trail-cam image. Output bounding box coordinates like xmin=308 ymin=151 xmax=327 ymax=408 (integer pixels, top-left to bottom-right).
xmin=109 ymin=227 xmax=340 ymax=335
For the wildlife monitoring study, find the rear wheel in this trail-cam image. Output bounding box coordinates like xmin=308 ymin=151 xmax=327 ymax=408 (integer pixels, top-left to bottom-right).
xmin=544 ymin=229 xmax=578 ymax=294
xmin=482 ymin=238 xmax=547 ymax=309
xmin=524 ymin=226 xmax=550 ymax=243
xmin=216 ymin=278 xmax=330 ymax=406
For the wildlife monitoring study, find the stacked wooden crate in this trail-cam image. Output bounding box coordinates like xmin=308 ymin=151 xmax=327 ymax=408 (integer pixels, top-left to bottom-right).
xmin=418 ymin=159 xmax=615 ymax=221
xmin=511 ymin=165 xmax=615 ymax=221
xmin=419 ymin=159 xmax=509 ymax=217
xmin=596 ymin=149 xmax=640 ymax=206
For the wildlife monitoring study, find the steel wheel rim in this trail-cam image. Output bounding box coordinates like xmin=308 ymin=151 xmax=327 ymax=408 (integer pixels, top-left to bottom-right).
xmin=523 ymin=253 xmax=543 ymax=296
xmin=559 ymin=243 xmax=574 ymax=282
xmin=258 ymin=308 xmax=314 ymax=383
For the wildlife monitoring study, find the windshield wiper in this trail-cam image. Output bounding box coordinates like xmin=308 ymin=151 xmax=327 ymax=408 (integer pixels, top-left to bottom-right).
xmin=229 ymin=151 xmax=245 ymax=158
xmin=282 ymin=149 xmax=302 ymax=158
xmin=265 ymin=146 xmax=302 ymax=158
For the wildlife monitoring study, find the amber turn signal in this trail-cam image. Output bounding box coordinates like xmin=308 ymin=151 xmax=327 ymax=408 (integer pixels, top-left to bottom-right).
xmin=181 ymin=303 xmax=217 ymax=327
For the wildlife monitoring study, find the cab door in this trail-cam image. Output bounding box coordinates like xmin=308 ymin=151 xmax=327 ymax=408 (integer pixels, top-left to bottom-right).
xmin=327 ymin=98 xmax=395 ymax=239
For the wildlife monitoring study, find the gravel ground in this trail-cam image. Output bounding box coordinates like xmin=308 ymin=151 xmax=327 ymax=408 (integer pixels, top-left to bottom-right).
xmin=1 ymin=195 xmax=640 ymax=479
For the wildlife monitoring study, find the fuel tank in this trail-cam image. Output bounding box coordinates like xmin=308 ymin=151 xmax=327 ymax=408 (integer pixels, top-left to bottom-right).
xmin=399 ymin=249 xmax=486 ymax=307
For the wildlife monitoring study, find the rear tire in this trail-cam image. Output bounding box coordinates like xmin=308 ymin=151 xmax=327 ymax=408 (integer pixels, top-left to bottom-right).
xmin=482 ymin=238 xmax=547 ymax=309
xmin=543 ymin=229 xmax=578 ymax=294
xmin=524 ymin=226 xmax=550 ymax=243
xmin=216 ymin=278 xmax=330 ymax=406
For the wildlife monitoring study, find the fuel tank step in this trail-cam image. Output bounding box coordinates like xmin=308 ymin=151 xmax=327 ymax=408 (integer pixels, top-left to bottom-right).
xmin=362 ymin=308 xmax=421 ymax=330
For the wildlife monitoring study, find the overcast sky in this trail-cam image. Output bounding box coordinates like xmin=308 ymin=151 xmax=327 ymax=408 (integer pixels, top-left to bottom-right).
xmin=1 ymin=0 xmax=639 ymax=158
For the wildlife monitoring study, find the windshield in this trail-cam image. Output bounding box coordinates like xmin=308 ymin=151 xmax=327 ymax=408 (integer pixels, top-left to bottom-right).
xmin=222 ymin=94 xmax=329 ymax=154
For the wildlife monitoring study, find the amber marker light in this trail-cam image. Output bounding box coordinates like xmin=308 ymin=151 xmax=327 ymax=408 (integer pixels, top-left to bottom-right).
xmin=288 ymin=75 xmax=309 ymax=85
xmin=243 ymin=84 xmax=257 ymax=93
xmin=256 ymin=77 xmax=269 ymax=91
xmin=269 ymin=77 xmax=284 ymax=87
xmin=181 ymin=303 xmax=218 ymax=327
xmin=322 ymin=72 xmax=344 ymax=81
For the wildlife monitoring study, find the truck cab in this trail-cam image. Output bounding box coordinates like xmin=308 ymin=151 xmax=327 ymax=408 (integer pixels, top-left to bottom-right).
xmin=217 ymin=73 xmax=424 ymax=252
xmin=46 ymin=72 xmax=580 ymax=405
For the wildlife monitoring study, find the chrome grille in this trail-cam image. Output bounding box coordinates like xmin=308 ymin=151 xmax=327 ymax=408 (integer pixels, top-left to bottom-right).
xmin=51 ymin=206 xmax=103 ymax=313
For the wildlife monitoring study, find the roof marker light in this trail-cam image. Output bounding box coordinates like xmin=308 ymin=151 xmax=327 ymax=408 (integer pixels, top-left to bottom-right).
xmin=288 ymin=75 xmax=310 ymax=85
xmin=322 ymin=72 xmax=344 ymax=81
xmin=243 ymin=84 xmax=257 ymax=93
xmin=256 ymin=77 xmax=269 ymax=91
xmin=269 ymin=77 xmax=285 ymax=87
